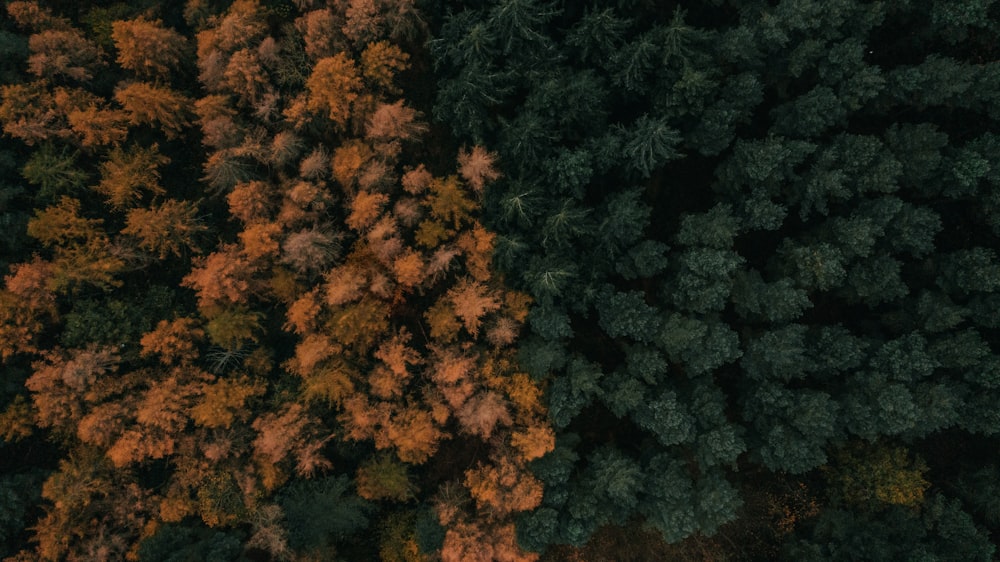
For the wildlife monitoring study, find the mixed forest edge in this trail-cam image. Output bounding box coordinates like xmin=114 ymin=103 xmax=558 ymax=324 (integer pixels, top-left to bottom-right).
xmin=1 ymin=0 xmax=1000 ymax=560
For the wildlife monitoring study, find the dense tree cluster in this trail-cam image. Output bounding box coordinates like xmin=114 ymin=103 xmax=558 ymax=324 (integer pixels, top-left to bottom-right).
xmin=430 ymin=0 xmax=1000 ymax=558
xmin=0 ymin=0 xmax=999 ymax=560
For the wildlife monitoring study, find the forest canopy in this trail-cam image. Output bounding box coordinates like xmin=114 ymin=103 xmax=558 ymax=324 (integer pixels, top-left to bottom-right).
xmin=1 ymin=0 xmax=1000 ymax=561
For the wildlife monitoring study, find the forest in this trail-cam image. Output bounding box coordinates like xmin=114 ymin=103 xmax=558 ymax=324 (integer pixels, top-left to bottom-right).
xmin=0 ymin=0 xmax=999 ymax=560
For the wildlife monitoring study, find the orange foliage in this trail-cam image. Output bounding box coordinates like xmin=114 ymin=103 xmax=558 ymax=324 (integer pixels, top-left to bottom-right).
xmin=360 ymin=41 xmax=409 ymax=93
xmin=182 ymin=245 xmax=254 ymax=309
xmin=366 ymin=215 xmax=403 ymax=264
xmin=449 ymin=279 xmax=501 ymax=337
xmin=429 ymin=346 xmax=476 ymax=386
xmin=369 ymin=365 xmax=406 ymax=399
xmin=333 ymin=139 xmax=374 ymax=190
xmin=136 ymin=375 xmax=199 ymax=433
xmin=27 ymin=28 xmax=101 ymax=82
xmin=401 ymin=164 xmax=432 ymax=194
xmin=289 ymin=333 xmax=338 ymax=376
xmin=107 ymin=428 xmax=179 ymax=466
xmin=191 ymin=375 xmax=266 ymax=429
xmin=456 ymin=224 xmax=496 ymax=282
xmin=48 ymin=239 xmax=126 ymax=292
xmin=140 ymin=318 xmax=204 ymax=365
xmin=252 ymin=403 xmax=331 ymax=476
xmin=299 ymin=8 xmax=342 ymax=59
xmin=386 ymin=406 xmax=442 ymax=464
xmin=340 ymin=394 xmax=390 ymax=443
xmin=65 ymin=105 xmax=129 ymax=147
xmin=343 ymin=0 xmax=381 ymax=45
xmin=304 ymin=53 xmax=361 ymax=126
xmin=457 ymin=146 xmax=501 ymax=193
xmin=510 ymin=424 xmax=556 ymax=462
xmin=464 ymin=455 xmax=543 ymax=516
xmin=428 ymin=346 xmax=476 ymax=410
xmin=239 ymin=221 xmax=282 ymax=260
xmin=486 ymin=317 xmax=520 ymax=348
xmin=285 ymin=290 xmax=322 ymax=334
xmin=122 ymin=199 xmax=206 ymax=259
xmin=26 ymin=196 xmax=103 ymax=247
xmin=96 ymin=143 xmax=169 ymax=210
xmin=5 ymin=257 xmax=57 ymax=310
xmin=111 ymin=18 xmax=188 ymax=80
xmin=325 ymin=263 xmax=368 ymax=306
xmin=504 ymin=291 xmax=532 ymax=323
xmin=346 ymin=190 xmax=389 ymax=231
xmin=456 ymin=391 xmax=511 ymax=439
xmin=0 ymin=81 xmax=61 ymax=144
xmin=25 ymin=346 xmax=118 ymax=430
xmin=441 ymin=521 xmax=538 ymax=562
xmin=366 ymin=100 xmax=427 ymax=144
xmin=227 ymin=181 xmax=273 ymax=223
xmin=299 ymin=146 xmax=330 ymax=179
xmin=223 ymin=48 xmax=273 ymax=105
xmin=0 ymin=263 xmax=56 ymax=359
xmin=6 ymin=1 xmax=70 ymax=31
xmin=503 ymin=372 xmax=545 ymax=416
xmin=114 ymin=82 xmax=191 ymax=138
xmin=426 ymin=175 xmax=476 ymax=230
xmin=375 ymin=329 xmax=421 ymax=377
xmin=424 ymin=298 xmax=461 ymax=343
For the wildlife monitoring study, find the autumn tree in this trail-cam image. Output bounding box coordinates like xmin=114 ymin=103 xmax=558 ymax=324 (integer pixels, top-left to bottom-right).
xmin=111 ymin=17 xmax=187 ymax=80
xmin=121 ymin=199 xmax=206 ymax=259
xmin=114 ymin=82 xmax=192 ymax=139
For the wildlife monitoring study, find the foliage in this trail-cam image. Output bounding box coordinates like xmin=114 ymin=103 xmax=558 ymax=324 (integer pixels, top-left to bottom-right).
xmin=1 ymin=0 xmax=1000 ymax=559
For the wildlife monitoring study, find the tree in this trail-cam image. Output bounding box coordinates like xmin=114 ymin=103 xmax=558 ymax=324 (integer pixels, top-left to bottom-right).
xmin=252 ymin=403 xmax=331 ymax=477
xmin=356 ymin=454 xmax=418 ymax=501
xmin=0 ymin=81 xmax=62 ymax=144
xmin=65 ymin=103 xmax=130 ymax=149
xmin=785 ymin=495 xmax=995 ymax=562
xmin=114 ymin=82 xmax=192 ymax=139
xmin=823 ymin=441 xmax=930 ymax=512
xmin=21 ymin=143 xmax=88 ymax=199
xmin=95 ymin=143 xmax=169 ymax=210
xmin=26 ymin=195 xmax=103 ymax=247
xmin=26 ymin=28 xmax=101 ymax=82
xmin=140 ymin=318 xmax=204 ymax=365
xmin=111 ymin=18 xmax=188 ymax=80
xmin=360 ymin=40 xmax=409 ymax=94
xmin=122 ymin=199 xmax=206 ymax=259
xmin=182 ymin=244 xmax=254 ymax=309
xmin=303 ymin=53 xmax=362 ymax=127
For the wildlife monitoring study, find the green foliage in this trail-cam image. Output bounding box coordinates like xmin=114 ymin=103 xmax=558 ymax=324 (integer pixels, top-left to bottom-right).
xmin=785 ymin=495 xmax=995 ymax=562
xmin=21 ymin=143 xmax=89 ymax=200
xmin=547 ymin=358 xmax=602 ymax=428
xmin=745 ymin=383 xmax=841 ymax=473
xmin=1 ymin=0 xmax=1000 ymax=559
xmin=137 ymin=524 xmax=245 ymax=562
xmin=667 ymin=247 xmax=744 ymax=313
xmin=618 ymin=114 xmax=680 ymax=178
xmin=937 ymin=247 xmax=1000 ymax=295
xmin=0 ymin=472 xmax=43 ymax=557
xmin=277 ymin=475 xmax=370 ymax=552
xmin=60 ymin=286 xmax=174 ymax=349
xmin=595 ymin=288 xmax=660 ymax=342
xmin=732 ymin=270 xmax=812 ymax=323
xmin=633 ymin=390 xmax=695 ymax=447
xmin=655 ymin=314 xmax=741 ymax=376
